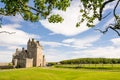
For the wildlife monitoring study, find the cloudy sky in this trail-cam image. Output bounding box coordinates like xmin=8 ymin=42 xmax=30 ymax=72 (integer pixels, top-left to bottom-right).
xmin=0 ymin=0 xmax=120 ymax=62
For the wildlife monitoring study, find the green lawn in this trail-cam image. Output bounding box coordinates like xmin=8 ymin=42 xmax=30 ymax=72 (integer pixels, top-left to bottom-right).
xmin=55 ymin=64 xmax=120 ymax=70
xmin=0 ymin=67 xmax=120 ymax=80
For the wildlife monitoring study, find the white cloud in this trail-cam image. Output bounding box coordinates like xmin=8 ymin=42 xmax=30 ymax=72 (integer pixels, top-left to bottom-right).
xmin=111 ymin=38 xmax=120 ymax=46
xmin=0 ymin=24 xmax=40 ymax=48
xmin=62 ymin=35 xmax=101 ymax=49
xmin=70 ymin=46 xmax=120 ymax=59
xmin=0 ymin=51 xmax=13 ymax=62
xmin=40 ymin=0 xmax=90 ymax=36
xmin=41 ymin=41 xmax=70 ymax=48
xmin=62 ymin=38 xmax=76 ymax=43
xmin=43 ymin=45 xmax=120 ymax=62
xmin=44 ymin=49 xmax=70 ymax=62
xmin=7 ymin=46 xmax=22 ymax=50
xmin=41 ymin=35 xmax=101 ymax=49
xmin=41 ymin=41 xmax=63 ymax=47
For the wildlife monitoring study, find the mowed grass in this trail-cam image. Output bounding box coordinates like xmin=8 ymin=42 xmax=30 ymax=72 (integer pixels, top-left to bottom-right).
xmin=0 ymin=67 xmax=120 ymax=80
xmin=55 ymin=64 xmax=120 ymax=70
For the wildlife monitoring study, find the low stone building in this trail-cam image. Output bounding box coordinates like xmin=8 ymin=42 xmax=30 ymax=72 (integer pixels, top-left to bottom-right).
xmin=12 ymin=38 xmax=46 ymax=68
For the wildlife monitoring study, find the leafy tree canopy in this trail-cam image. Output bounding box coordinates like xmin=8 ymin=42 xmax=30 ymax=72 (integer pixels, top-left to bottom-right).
xmin=0 ymin=0 xmax=120 ymax=35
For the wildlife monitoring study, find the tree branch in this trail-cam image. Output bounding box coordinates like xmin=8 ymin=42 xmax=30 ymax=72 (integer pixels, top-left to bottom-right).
xmin=95 ymin=26 xmax=111 ymax=34
xmin=113 ymin=0 xmax=120 ymax=19
xmin=110 ymin=27 xmax=120 ymax=36
xmin=19 ymin=0 xmax=42 ymax=14
xmin=0 ymin=31 xmax=16 ymax=34
xmin=102 ymin=12 xmax=111 ymax=19
xmin=99 ymin=0 xmax=115 ymax=20
xmin=95 ymin=24 xmax=120 ymax=36
xmin=27 ymin=6 xmax=42 ymax=13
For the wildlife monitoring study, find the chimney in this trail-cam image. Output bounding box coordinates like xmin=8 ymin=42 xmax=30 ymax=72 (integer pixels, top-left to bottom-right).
xmin=37 ymin=41 xmax=39 ymax=44
xmin=22 ymin=47 xmax=24 ymax=51
xmin=32 ymin=38 xmax=34 ymax=42
xmin=43 ymin=55 xmax=45 ymax=58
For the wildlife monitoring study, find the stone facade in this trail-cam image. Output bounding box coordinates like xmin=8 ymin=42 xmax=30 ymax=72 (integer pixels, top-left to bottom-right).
xmin=12 ymin=38 xmax=46 ymax=68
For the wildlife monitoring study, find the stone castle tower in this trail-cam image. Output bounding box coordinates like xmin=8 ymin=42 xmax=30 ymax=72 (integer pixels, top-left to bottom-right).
xmin=12 ymin=38 xmax=46 ymax=68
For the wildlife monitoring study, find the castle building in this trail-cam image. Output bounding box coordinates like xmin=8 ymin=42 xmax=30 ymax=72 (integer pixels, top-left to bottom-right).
xmin=12 ymin=38 xmax=46 ymax=68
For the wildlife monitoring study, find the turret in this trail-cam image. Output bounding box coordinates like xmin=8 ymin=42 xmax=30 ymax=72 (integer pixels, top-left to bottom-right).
xmin=42 ymin=55 xmax=46 ymax=67
xmin=27 ymin=39 xmax=31 ymax=50
xmin=16 ymin=48 xmax=18 ymax=53
xmin=37 ymin=41 xmax=40 ymax=44
xmin=28 ymin=39 xmax=30 ymax=42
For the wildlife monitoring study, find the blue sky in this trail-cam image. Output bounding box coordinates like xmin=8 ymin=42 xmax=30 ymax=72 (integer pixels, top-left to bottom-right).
xmin=0 ymin=0 xmax=120 ymax=62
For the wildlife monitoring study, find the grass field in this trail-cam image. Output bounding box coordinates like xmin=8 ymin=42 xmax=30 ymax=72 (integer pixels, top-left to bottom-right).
xmin=54 ymin=64 xmax=120 ymax=69
xmin=0 ymin=67 xmax=120 ymax=80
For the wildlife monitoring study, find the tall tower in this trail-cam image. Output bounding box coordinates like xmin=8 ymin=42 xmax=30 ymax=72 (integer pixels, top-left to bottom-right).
xmin=27 ymin=38 xmax=44 ymax=67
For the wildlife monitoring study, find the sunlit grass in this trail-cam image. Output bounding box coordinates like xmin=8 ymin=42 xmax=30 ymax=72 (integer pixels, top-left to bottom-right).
xmin=54 ymin=64 xmax=120 ymax=70
xmin=0 ymin=67 xmax=120 ymax=80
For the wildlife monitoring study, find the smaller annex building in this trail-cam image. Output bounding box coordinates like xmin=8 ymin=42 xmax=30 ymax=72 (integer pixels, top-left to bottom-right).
xmin=12 ymin=38 xmax=46 ymax=68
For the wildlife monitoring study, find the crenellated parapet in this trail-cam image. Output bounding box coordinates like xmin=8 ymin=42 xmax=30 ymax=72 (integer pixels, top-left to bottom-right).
xmin=27 ymin=38 xmax=43 ymax=49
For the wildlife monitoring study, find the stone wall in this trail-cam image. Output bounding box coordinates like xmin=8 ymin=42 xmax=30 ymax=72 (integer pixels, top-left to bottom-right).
xmin=15 ymin=59 xmax=26 ymax=68
xmin=0 ymin=63 xmax=13 ymax=69
xmin=25 ymin=58 xmax=33 ymax=68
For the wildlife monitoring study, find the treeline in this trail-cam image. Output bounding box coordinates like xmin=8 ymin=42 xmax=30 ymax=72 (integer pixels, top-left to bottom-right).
xmin=60 ymin=58 xmax=120 ymax=64
xmin=47 ymin=62 xmax=58 ymax=66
